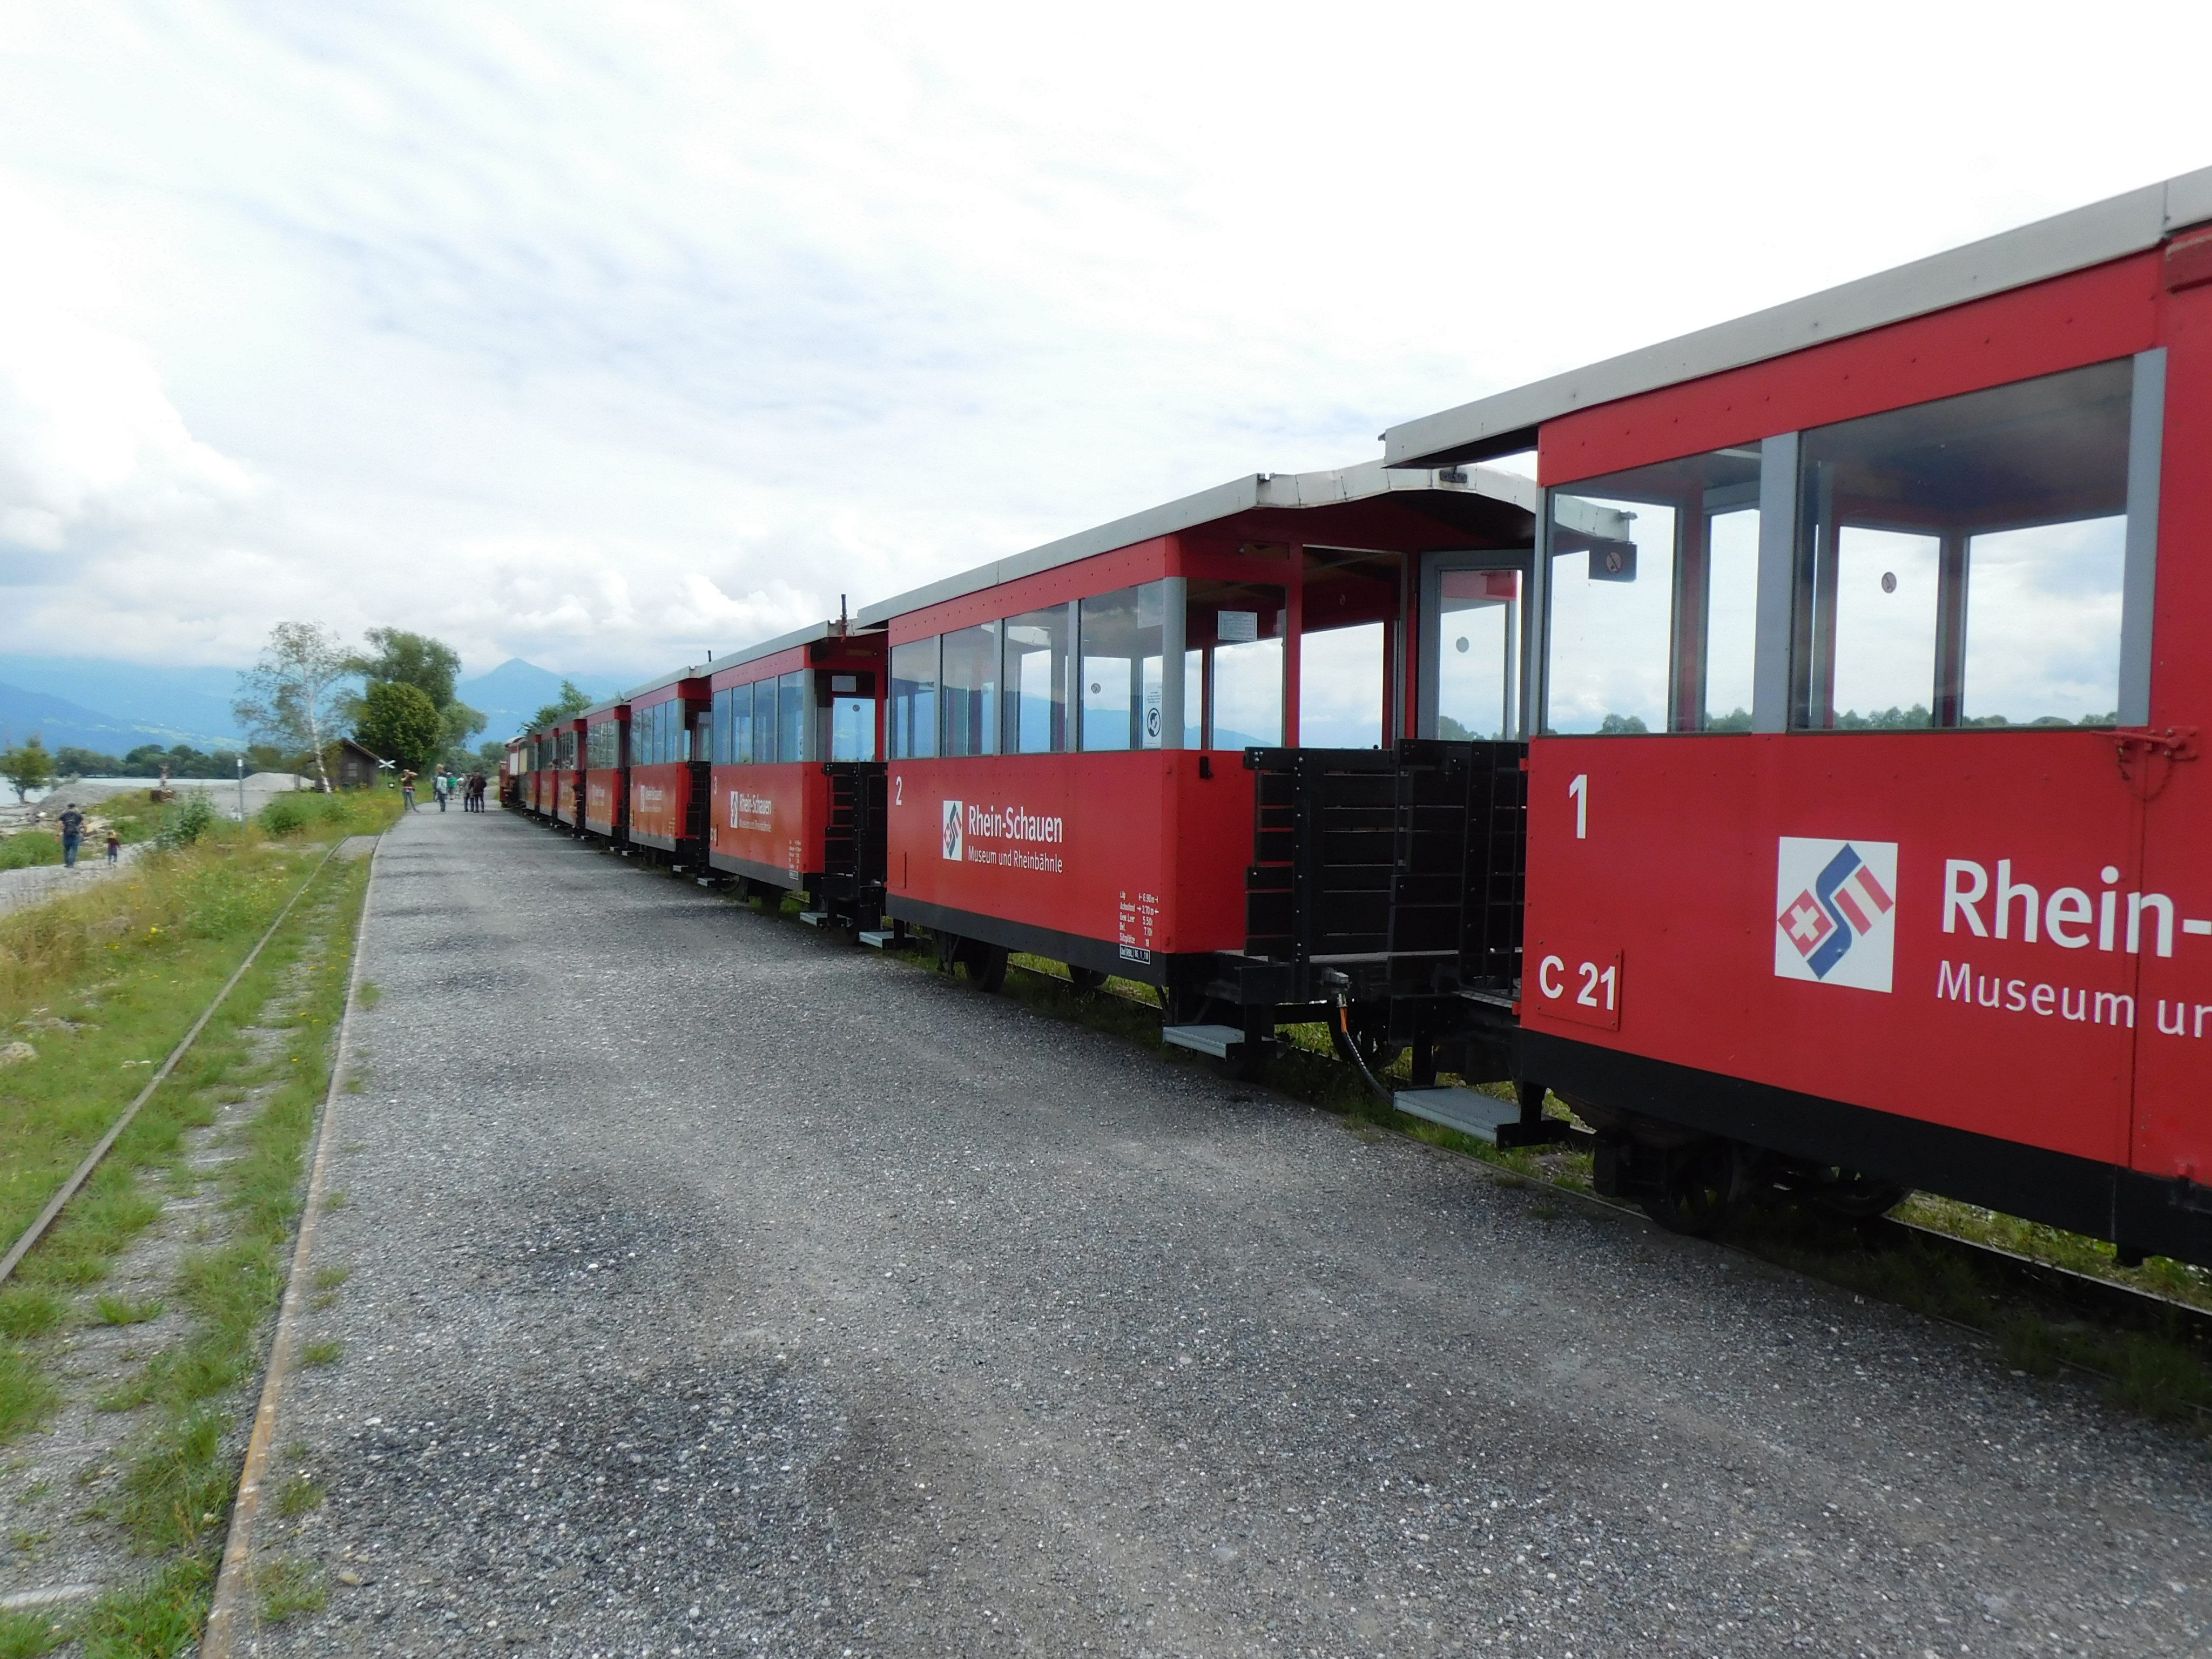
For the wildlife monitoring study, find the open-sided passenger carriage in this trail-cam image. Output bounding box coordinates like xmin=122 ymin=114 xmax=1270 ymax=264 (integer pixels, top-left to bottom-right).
xmin=1378 ymin=166 xmax=2212 ymax=1259
xmin=705 ymin=622 xmax=888 ymax=927
xmin=856 ymin=461 xmax=1539 ymax=1041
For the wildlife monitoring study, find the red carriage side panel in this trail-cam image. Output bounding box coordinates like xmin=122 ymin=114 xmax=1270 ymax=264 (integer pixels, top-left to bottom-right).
xmin=709 ymin=761 xmax=824 ymax=889
xmin=886 ymin=752 xmax=1253 ymax=974
xmin=2126 ymin=245 xmax=2212 ymax=1184
xmin=630 ymin=762 xmax=693 ymax=849
xmin=1521 ymin=734 xmax=2143 ymax=1169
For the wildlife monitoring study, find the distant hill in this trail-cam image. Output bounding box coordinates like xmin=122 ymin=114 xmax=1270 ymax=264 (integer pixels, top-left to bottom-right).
xmin=458 ymin=660 xmax=633 ymax=740
xmin=0 ymin=656 xmax=246 ymax=745
xmin=0 ymin=654 xmax=638 ymax=757
xmin=0 ymin=679 xmax=238 ymax=757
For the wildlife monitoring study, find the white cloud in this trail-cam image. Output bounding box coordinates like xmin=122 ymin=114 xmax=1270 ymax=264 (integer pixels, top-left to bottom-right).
xmin=0 ymin=0 xmax=2207 ymax=677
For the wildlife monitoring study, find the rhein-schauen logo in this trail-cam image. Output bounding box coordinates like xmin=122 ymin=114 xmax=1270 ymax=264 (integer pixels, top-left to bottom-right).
xmin=1775 ymin=837 xmax=1898 ymax=992
xmin=941 ymin=799 xmax=964 ymax=861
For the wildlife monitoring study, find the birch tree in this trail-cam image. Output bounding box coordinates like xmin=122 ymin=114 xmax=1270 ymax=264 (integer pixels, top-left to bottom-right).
xmin=233 ymin=622 xmax=351 ymax=792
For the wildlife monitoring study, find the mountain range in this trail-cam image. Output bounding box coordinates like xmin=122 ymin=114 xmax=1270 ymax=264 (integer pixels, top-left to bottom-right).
xmin=0 ymin=655 xmax=635 ymax=760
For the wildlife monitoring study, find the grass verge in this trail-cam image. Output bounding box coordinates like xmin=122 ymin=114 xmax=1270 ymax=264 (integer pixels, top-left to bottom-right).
xmin=0 ymin=793 xmax=383 ymax=1649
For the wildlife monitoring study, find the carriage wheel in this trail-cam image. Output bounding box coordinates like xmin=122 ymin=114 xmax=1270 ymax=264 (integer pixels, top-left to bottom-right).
xmin=1640 ymin=1142 xmax=1742 ymax=1237
xmin=1068 ymin=966 xmax=1109 ymax=993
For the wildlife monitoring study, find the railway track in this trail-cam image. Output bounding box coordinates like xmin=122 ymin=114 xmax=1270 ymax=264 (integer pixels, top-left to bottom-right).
xmin=0 ymin=838 xmax=347 ymax=1287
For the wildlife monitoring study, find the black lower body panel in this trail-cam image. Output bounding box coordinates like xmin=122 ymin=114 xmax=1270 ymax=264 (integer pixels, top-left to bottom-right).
xmin=1520 ymin=1029 xmax=2212 ymax=1265
xmin=887 ymin=896 xmax=1166 ymax=986
xmin=709 ymin=851 xmax=806 ymax=892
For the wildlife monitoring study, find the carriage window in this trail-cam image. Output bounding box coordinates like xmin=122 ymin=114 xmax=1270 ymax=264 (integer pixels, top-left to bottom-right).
xmin=1189 ymin=580 xmax=1284 ymax=748
xmin=1794 ymin=358 xmax=2132 ymax=730
xmin=777 ymin=671 xmax=807 ymax=763
xmin=889 ymin=638 xmax=939 ymax=759
xmin=1002 ymin=604 xmax=1071 ymax=753
xmin=586 ymin=720 xmax=618 ymax=769
xmin=941 ymin=623 xmax=998 ymax=757
xmin=1438 ymin=569 xmax=1519 ymax=741
xmin=1079 ymin=583 xmax=1167 ymax=750
xmin=1300 ymin=549 xmax=1402 ymax=748
xmin=1547 ymin=443 xmax=1761 ymax=734
xmin=719 ymin=685 xmax=752 ymax=765
xmin=826 ymin=671 xmax=875 ymax=761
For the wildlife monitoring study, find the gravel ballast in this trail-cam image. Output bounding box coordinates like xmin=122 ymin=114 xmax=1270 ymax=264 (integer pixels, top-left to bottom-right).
xmin=247 ymin=806 xmax=2212 ymax=1656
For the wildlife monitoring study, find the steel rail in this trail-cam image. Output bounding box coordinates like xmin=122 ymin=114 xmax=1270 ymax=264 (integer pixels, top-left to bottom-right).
xmin=0 ymin=837 xmax=345 ymax=1288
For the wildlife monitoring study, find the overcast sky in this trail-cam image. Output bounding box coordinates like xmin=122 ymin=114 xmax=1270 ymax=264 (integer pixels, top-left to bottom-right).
xmin=2 ymin=1 xmax=2207 ymax=680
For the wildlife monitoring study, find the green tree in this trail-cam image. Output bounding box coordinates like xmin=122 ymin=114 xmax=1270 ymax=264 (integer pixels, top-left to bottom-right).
xmin=1 ymin=735 xmax=56 ymax=802
xmin=352 ymin=628 xmax=462 ymax=709
xmin=438 ymin=698 xmax=488 ymax=764
xmin=527 ymin=680 xmax=592 ymax=732
xmin=355 ymin=682 xmax=443 ymax=770
xmin=474 ymin=739 xmax=509 ymax=774
xmin=235 ymin=621 xmax=352 ymax=792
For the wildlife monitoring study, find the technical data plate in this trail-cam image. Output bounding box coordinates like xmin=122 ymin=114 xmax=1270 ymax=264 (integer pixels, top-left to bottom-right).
xmin=1393 ymin=1085 xmax=1521 ymax=1144
xmin=1161 ymin=1024 xmax=1249 ymax=1060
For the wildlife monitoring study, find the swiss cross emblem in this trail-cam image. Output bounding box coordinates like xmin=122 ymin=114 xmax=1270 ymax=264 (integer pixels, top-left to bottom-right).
xmin=1780 ymin=892 xmax=1836 ymax=954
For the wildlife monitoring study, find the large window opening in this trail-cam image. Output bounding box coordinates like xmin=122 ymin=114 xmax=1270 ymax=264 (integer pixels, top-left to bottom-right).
xmin=1299 ymin=548 xmax=1402 ymax=748
xmin=888 ymin=638 xmax=939 ymax=759
xmin=824 ymin=671 xmax=875 ymax=762
xmin=1793 ymin=358 xmax=2132 ymax=730
xmin=1546 ymin=445 xmax=1762 ymax=734
xmin=940 ymin=623 xmax=998 ymax=757
xmin=1435 ymin=568 xmax=1519 ymax=741
xmin=1078 ymin=583 xmax=1166 ymax=751
xmin=1187 ymin=580 xmax=1284 ymax=749
xmin=1002 ymin=604 xmax=1072 ymax=753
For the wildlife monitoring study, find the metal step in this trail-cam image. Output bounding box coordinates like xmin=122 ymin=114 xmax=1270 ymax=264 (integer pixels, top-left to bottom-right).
xmin=1393 ymin=1085 xmax=1521 ymax=1143
xmin=798 ymin=911 xmax=829 ymax=927
xmin=1161 ymin=1023 xmax=1249 ymax=1060
xmin=858 ymin=929 xmax=903 ymax=950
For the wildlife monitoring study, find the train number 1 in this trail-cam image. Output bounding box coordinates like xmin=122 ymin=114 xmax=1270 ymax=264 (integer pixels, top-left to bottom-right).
xmin=1568 ymin=772 xmax=1587 ymax=839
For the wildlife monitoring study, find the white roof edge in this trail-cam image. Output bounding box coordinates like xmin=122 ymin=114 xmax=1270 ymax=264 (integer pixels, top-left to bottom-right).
xmin=855 ymin=458 xmax=1534 ymax=626
xmin=1384 ymin=164 xmax=2212 ymax=468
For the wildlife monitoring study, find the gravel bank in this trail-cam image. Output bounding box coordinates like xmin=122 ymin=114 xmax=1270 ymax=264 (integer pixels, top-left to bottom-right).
xmin=244 ymin=807 xmax=2212 ymax=1657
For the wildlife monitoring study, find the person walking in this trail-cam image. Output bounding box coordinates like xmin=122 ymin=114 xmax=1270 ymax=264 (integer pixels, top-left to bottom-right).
xmin=105 ymin=828 xmax=121 ymax=864
xmin=435 ymin=771 xmax=449 ymax=812
xmin=401 ymin=768 xmax=417 ymax=811
xmin=57 ymin=802 xmax=85 ymax=867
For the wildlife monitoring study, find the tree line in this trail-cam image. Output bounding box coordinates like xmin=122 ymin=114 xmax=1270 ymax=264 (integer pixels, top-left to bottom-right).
xmin=0 ymin=623 xmax=555 ymax=801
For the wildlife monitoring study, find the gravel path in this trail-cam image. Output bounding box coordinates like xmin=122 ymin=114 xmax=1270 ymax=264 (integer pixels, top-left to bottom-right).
xmin=245 ymin=807 xmax=2212 ymax=1657
xmin=0 ymin=841 xmax=148 ymax=918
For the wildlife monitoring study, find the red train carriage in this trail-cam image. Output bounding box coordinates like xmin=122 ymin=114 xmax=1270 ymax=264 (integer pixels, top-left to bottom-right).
xmin=580 ymin=698 xmax=630 ymax=844
xmin=1374 ymin=165 xmax=2212 ymax=1263
xmin=553 ymin=715 xmax=586 ymax=831
xmin=520 ymin=721 xmax=567 ymax=822
xmin=705 ymin=622 xmax=887 ymax=926
xmin=502 ymin=738 xmax=525 ymax=809
xmin=625 ymin=669 xmax=711 ymax=869
xmin=857 ymin=462 xmax=1534 ymax=995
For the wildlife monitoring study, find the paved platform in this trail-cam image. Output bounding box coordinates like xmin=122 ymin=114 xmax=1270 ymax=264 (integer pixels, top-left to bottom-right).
xmin=250 ymin=806 xmax=2211 ymax=1656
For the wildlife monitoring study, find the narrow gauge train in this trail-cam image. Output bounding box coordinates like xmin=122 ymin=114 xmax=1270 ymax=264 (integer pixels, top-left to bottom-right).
xmin=508 ymin=166 xmax=2212 ymax=1270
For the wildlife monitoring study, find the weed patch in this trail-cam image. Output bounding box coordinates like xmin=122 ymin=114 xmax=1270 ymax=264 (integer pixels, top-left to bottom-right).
xmin=256 ymin=1556 xmax=326 ymax=1623
xmin=78 ymin=1556 xmax=210 ymax=1659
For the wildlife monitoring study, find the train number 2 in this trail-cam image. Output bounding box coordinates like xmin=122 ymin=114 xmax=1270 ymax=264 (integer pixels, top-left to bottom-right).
xmin=1533 ymin=946 xmax=1622 ymax=1032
